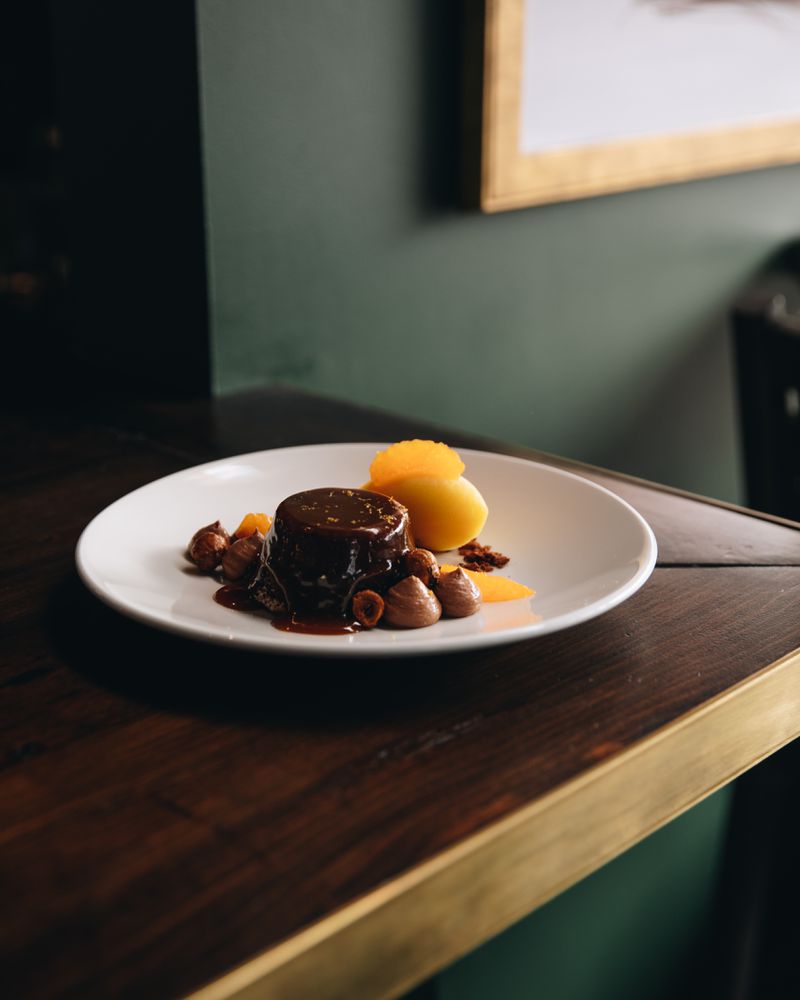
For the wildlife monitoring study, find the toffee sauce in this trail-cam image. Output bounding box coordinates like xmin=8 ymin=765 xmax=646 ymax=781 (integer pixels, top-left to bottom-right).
xmin=214 ymin=584 xmax=362 ymax=635
xmin=213 ymin=583 xmax=267 ymax=614
xmin=270 ymin=613 xmax=362 ymax=636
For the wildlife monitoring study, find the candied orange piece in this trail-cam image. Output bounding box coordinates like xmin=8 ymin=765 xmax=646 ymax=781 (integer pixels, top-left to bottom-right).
xmin=439 ymin=565 xmax=534 ymax=602
xmin=234 ymin=512 xmax=271 ymax=538
xmin=369 ymin=440 xmax=464 ymax=489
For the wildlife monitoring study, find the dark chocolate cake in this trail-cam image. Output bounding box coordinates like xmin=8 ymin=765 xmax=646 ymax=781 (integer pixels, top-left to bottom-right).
xmin=252 ymin=488 xmax=412 ymax=616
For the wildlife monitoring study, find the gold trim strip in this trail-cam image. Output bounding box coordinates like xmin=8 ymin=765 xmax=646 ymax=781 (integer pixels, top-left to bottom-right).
xmin=187 ymin=646 xmax=800 ymax=1000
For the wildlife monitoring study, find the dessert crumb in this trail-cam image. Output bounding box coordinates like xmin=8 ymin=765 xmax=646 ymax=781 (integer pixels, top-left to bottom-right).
xmin=457 ymin=539 xmax=510 ymax=573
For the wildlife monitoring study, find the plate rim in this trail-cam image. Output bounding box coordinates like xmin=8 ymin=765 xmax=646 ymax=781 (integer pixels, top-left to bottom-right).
xmin=75 ymin=442 xmax=658 ymax=658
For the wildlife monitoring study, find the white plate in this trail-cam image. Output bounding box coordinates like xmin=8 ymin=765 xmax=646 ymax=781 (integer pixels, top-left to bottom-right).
xmin=75 ymin=444 xmax=657 ymax=657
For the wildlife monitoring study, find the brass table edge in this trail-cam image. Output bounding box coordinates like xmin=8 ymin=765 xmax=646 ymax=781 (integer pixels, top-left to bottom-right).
xmin=185 ymin=644 xmax=800 ymax=1000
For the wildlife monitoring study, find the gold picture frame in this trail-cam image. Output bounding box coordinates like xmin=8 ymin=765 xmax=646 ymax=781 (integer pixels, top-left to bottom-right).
xmin=481 ymin=0 xmax=800 ymax=212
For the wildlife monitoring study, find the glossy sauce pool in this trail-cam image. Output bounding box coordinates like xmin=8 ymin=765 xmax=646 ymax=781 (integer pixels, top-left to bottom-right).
xmin=214 ymin=584 xmax=362 ymax=635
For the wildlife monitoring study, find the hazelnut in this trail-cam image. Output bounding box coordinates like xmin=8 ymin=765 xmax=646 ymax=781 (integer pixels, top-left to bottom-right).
xmin=187 ymin=520 xmax=231 ymax=571
xmin=352 ymin=589 xmax=385 ymax=628
xmin=404 ymin=548 xmax=440 ymax=588
xmin=383 ymin=575 xmax=441 ymax=629
xmin=222 ymin=530 xmax=264 ymax=580
xmin=436 ymin=567 xmax=481 ymax=618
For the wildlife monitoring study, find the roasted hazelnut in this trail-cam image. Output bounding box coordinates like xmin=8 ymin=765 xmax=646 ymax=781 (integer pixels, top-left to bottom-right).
xmin=383 ymin=575 xmax=441 ymax=629
xmin=352 ymin=589 xmax=385 ymax=628
xmin=222 ymin=530 xmax=264 ymax=580
xmin=187 ymin=520 xmax=231 ymax=571
xmin=437 ymin=567 xmax=481 ymax=618
xmin=404 ymin=548 xmax=440 ymax=588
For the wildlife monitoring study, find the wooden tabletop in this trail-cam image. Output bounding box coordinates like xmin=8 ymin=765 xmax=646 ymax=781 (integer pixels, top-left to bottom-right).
xmin=5 ymin=388 xmax=800 ymax=1000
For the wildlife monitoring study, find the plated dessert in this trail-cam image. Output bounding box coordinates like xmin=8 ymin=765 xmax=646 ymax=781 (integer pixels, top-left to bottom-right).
xmin=76 ymin=439 xmax=656 ymax=655
xmin=186 ymin=440 xmax=535 ymax=634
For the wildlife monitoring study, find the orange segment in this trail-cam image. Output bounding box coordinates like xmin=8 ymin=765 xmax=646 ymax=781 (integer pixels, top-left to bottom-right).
xmin=440 ymin=565 xmax=534 ymax=602
xmin=369 ymin=440 xmax=464 ymax=489
xmin=234 ymin=512 xmax=271 ymax=538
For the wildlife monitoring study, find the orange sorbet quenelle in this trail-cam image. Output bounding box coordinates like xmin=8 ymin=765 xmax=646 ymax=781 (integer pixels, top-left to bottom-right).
xmin=364 ymin=440 xmax=488 ymax=552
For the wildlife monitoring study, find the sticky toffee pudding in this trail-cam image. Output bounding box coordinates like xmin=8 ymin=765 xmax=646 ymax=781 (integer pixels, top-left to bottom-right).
xmin=250 ymin=488 xmax=412 ymax=623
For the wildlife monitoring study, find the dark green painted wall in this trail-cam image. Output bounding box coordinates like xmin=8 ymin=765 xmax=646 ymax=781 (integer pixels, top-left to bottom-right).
xmin=439 ymin=789 xmax=730 ymax=1000
xmin=197 ymin=0 xmax=800 ymax=504
xmin=196 ymin=2 xmax=794 ymax=996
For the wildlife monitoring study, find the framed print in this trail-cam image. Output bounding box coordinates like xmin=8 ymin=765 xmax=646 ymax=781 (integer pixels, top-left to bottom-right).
xmin=481 ymin=0 xmax=800 ymax=211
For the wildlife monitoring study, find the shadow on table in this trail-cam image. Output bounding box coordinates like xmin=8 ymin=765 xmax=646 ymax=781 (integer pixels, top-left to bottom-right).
xmin=48 ymin=572 xmax=505 ymax=727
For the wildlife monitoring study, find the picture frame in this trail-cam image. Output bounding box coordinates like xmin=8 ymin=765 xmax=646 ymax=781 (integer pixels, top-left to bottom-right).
xmin=480 ymin=0 xmax=800 ymax=212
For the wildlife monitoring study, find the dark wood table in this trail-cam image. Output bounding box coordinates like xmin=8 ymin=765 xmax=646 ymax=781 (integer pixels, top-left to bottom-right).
xmin=5 ymin=387 xmax=800 ymax=1000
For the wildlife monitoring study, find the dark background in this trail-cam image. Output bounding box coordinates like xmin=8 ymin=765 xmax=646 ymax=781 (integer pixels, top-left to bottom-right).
xmin=2 ymin=0 xmax=209 ymax=404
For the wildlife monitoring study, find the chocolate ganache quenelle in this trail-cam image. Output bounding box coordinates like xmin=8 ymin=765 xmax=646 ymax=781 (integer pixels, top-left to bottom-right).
xmin=251 ymin=488 xmax=412 ymax=617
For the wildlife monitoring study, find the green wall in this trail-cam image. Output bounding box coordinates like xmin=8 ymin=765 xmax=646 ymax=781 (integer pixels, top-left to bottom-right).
xmin=439 ymin=788 xmax=730 ymax=1000
xmin=197 ymin=0 xmax=800 ymax=505
xmin=196 ymin=2 xmax=793 ymax=996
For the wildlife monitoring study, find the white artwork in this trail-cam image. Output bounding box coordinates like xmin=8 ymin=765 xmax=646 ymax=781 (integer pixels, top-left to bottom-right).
xmin=481 ymin=0 xmax=800 ymax=210
xmin=520 ymin=0 xmax=800 ymax=153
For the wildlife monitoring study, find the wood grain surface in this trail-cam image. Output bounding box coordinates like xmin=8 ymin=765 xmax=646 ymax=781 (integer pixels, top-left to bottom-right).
xmin=4 ymin=388 xmax=800 ymax=1000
